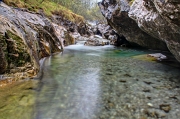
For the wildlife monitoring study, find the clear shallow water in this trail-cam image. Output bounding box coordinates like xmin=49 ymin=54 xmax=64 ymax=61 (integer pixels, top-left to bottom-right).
xmin=1 ymin=44 xmax=180 ymax=119
xmin=34 ymin=44 xmax=180 ymax=119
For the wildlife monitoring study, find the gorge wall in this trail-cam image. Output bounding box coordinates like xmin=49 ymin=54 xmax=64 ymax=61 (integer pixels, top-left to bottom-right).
xmin=98 ymin=0 xmax=180 ymax=62
xmin=0 ymin=3 xmax=77 ymax=81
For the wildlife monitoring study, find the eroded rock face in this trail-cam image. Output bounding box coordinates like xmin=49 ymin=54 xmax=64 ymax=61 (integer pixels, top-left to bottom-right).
xmin=99 ymin=0 xmax=180 ymax=62
xmin=98 ymin=0 xmax=168 ymax=50
xmin=129 ymin=0 xmax=180 ymax=61
xmin=0 ymin=3 xmax=71 ymax=76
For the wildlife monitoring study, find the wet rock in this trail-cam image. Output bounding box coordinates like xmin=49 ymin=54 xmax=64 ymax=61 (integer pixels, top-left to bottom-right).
xmin=123 ymin=73 xmax=132 ymax=77
xmin=145 ymin=109 xmax=166 ymax=118
xmin=129 ymin=0 xmax=180 ymax=62
xmin=99 ymin=0 xmax=180 ymax=62
xmin=143 ymin=89 xmax=151 ymax=92
xmin=143 ymin=81 xmax=153 ymax=85
xmin=119 ymin=79 xmax=127 ymax=83
xmin=160 ymin=104 xmax=171 ymax=113
xmin=0 ymin=3 xmax=77 ymax=80
xmin=147 ymin=103 xmax=153 ymax=107
xmin=84 ymin=36 xmax=110 ymax=46
xmin=147 ymin=53 xmax=167 ymax=61
xmin=98 ymin=0 xmax=168 ymax=50
xmin=106 ymin=72 xmax=113 ymax=75
xmin=19 ymin=95 xmax=35 ymax=106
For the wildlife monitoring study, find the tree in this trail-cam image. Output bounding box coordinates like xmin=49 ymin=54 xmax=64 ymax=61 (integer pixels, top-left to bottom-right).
xmin=49 ymin=0 xmax=105 ymax=22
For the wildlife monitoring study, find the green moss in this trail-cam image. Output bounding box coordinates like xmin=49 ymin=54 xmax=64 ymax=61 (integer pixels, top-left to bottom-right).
xmin=128 ymin=0 xmax=135 ymax=6
xmin=0 ymin=34 xmax=8 ymax=73
xmin=64 ymin=32 xmax=75 ymax=46
xmin=0 ymin=80 xmax=38 ymax=119
xmin=4 ymin=0 xmax=84 ymax=23
xmin=0 ymin=34 xmax=8 ymax=59
xmin=6 ymin=30 xmax=31 ymax=67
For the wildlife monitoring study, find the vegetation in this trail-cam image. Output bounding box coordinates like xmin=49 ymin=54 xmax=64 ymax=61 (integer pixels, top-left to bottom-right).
xmin=4 ymin=0 xmax=105 ymax=23
xmin=4 ymin=0 xmax=84 ymax=23
xmin=6 ymin=30 xmax=31 ymax=67
xmin=53 ymin=0 xmax=106 ymax=23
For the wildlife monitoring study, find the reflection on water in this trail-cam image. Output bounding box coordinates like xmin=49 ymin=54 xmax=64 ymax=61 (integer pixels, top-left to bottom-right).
xmin=1 ymin=44 xmax=180 ymax=119
xmin=34 ymin=44 xmax=180 ymax=119
xmin=34 ymin=45 xmax=104 ymax=119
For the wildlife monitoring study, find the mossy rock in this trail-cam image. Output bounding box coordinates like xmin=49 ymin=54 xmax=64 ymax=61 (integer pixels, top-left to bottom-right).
xmin=64 ymin=31 xmax=75 ymax=46
xmin=133 ymin=54 xmax=157 ymax=61
xmin=6 ymin=30 xmax=31 ymax=67
xmin=0 ymin=34 xmax=8 ymax=74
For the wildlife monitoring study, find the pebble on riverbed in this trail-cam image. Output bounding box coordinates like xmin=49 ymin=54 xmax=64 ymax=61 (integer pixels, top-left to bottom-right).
xmin=144 ymin=109 xmax=167 ymax=118
xmin=159 ymin=104 xmax=171 ymax=112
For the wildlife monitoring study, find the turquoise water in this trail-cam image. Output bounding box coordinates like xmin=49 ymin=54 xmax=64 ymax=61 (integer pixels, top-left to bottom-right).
xmin=34 ymin=44 xmax=180 ymax=119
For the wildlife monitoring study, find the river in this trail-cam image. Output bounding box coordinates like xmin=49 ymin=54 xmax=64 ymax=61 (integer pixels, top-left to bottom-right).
xmin=0 ymin=44 xmax=180 ymax=119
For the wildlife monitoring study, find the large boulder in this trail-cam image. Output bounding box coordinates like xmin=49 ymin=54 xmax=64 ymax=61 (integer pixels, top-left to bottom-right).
xmin=0 ymin=3 xmax=71 ymax=76
xmin=98 ymin=0 xmax=180 ymax=62
xmin=129 ymin=0 xmax=180 ymax=62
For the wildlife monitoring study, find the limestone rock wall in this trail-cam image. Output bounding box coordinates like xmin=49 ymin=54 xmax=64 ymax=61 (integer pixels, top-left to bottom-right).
xmin=0 ymin=3 xmax=70 ymax=77
xmin=129 ymin=0 xmax=180 ymax=61
xmin=99 ymin=0 xmax=180 ymax=62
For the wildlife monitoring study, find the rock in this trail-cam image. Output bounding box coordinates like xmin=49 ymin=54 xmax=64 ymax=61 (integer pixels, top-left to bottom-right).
xmin=159 ymin=104 xmax=171 ymax=113
xmin=129 ymin=0 xmax=180 ymax=62
xmin=133 ymin=54 xmax=157 ymax=61
xmin=106 ymin=72 xmax=113 ymax=75
xmin=147 ymin=53 xmax=167 ymax=61
xmin=94 ymin=35 xmax=103 ymax=39
xmin=0 ymin=4 xmax=61 ymax=74
xmin=119 ymin=79 xmax=127 ymax=83
xmin=143 ymin=81 xmax=153 ymax=85
xmin=145 ymin=109 xmax=166 ymax=118
xmin=147 ymin=103 xmax=153 ymax=107
xmin=98 ymin=0 xmax=180 ymax=62
xmin=98 ymin=0 xmax=168 ymax=50
xmin=84 ymin=36 xmax=110 ymax=46
xmin=0 ymin=3 xmax=79 ymax=79
xmin=94 ymin=23 xmax=130 ymax=46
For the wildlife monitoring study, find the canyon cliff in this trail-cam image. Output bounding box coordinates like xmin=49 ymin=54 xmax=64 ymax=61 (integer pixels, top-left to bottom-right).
xmin=0 ymin=3 xmax=78 ymax=82
xmin=98 ymin=0 xmax=180 ymax=62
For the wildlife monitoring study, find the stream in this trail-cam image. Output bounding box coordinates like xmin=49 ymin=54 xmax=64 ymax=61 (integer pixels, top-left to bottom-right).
xmin=1 ymin=44 xmax=180 ymax=119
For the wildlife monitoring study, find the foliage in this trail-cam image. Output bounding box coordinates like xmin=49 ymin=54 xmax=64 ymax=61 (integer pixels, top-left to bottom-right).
xmin=51 ymin=0 xmax=106 ymax=22
xmin=4 ymin=0 xmax=105 ymax=23
xmin=86 ymin=4 xmax=107 ymax=23
xmin=4 ymin=0 xmax=84 ymax=23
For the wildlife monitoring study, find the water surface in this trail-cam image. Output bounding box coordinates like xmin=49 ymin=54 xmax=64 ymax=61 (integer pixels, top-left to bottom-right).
xmin=34 ymin=44 xmax=180 ymax=119
xmin=1 ymin=44 xmax=180 ymax=119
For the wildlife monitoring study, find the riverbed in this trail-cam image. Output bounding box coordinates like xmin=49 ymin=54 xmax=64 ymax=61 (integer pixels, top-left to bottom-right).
xmin=1 ymin=44 xmax=180 ymax=119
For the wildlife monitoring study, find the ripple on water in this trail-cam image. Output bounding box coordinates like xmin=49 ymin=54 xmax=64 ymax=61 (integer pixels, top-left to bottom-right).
xmin=34 ymin=45 xmax=180 ymax=119
xmin=1 ymin=44 xmax=180 ymax=119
